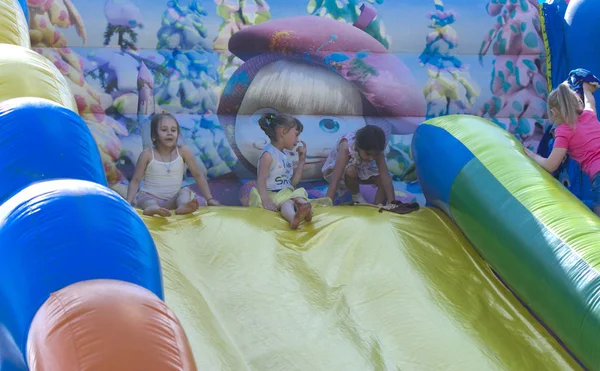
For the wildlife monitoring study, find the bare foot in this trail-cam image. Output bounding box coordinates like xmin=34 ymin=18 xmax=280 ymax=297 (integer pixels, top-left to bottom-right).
xmin=175 ymin=198 xmax=199 ymax=215
xmin=294 ymin=199 xmax=312 ymax=222
xmin=290 ymin=202 xmax=311 ymax=229
xmin=143 ymin=206 xmax=172 ymax=217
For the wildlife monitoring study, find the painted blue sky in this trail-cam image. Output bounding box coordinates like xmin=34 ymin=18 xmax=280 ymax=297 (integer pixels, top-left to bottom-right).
xmin=61 ymin=0 xmax=513 ymax=110
xmin=64 ymin=0 xmax=496 ymax=53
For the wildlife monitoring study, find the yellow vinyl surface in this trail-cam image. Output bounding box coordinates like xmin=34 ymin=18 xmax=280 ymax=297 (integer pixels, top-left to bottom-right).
xmin=140 ymin=206 xmax=581 ymax=370
xmin=0 ymin=0 xmax=30 ymax=48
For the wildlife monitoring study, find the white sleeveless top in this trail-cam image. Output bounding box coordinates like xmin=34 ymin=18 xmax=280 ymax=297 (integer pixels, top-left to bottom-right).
xmin=140 ymin=147 xmax=186 ymax=200
xmin=258 ymin=144 xmax=294 ymax=191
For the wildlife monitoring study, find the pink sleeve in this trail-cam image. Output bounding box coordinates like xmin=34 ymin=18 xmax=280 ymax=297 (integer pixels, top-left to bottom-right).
xmin=553 ymin=125 xmax=572 ymax=149
xmin=581 ymin=109 xmax=596 ymax=119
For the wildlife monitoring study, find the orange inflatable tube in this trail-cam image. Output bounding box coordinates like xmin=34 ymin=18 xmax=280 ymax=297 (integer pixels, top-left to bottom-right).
xmin=26 ymin=279 xmax=197 ymax=371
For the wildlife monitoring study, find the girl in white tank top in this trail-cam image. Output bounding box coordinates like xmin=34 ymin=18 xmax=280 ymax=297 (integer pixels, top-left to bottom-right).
xmin=126 ymin=113 xmax=220 ymax=217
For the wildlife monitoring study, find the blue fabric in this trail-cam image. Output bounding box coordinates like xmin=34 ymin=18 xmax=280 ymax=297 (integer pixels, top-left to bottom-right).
xmin=591 ymin=172 xmax=600 ymax=208
xmin=567 ymin=68 xmax=600 ymax=98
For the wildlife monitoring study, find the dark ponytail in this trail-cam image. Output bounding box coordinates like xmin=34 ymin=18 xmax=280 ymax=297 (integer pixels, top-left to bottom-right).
xmin=258 ymin=113 xmax=303 ymax=141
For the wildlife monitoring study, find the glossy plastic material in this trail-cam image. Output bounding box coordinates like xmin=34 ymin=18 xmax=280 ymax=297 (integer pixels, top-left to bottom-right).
xmin=413 ymin=114 xmax=600 ymax=369
xmin=142 ymin=206 xmax=581 ymax=370
xmin=27 ymin=279 xmax=196 ymax=371
xmin=0 ymin=0 xmax=30 ymax=47
xmin=0 ymin=97 xmax=107 ymax=204
xmin=0 ymin=179 xmax=163 ymax=355
xmin=0 ymin=44 xmax=77 ymax=111
xmin=0 ymin=321 xmax=26 ymax=371
xmin=15 ymin=0 xmax=27 ymax=22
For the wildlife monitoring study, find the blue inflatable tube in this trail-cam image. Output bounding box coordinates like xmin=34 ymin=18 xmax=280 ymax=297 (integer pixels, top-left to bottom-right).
xmin=0 ymin=98 xmax=107 ymax=204
xmin=0 ymin=179 xmax=164 ymax=356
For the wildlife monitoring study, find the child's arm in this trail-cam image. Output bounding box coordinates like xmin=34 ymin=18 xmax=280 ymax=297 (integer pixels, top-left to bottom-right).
xmin=375 ymin=154 xmax=396 ymax=204
xmin=126 ymin=149 xmax=151 ymax=205
xmin=583 ymin=82 xmax=597 ymax=115
xmin=524 ymin=146 xmax=567 ymax=173
xmin=325 ymin=140 xmax=351 ymax=201
xmin=291 ymin=141 xmax=306 ymax=187
xmin=180 ymin=146 xmax=219 ymax=205
xmin=257 ymin=152 xmax=277 ymax=211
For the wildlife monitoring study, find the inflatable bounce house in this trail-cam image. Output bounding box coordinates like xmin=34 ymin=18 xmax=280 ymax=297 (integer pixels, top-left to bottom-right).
xmin=2 ymin=0 xmax=600 ymax=369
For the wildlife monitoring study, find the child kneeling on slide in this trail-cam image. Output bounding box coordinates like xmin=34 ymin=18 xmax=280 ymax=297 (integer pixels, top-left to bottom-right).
xmin=249 ymin=113 xmax=312 ymax=229
xmin=126 ymin=113 xmax=220 ymax=216
xmin=322 ymin=125 xmax=396 ymax=206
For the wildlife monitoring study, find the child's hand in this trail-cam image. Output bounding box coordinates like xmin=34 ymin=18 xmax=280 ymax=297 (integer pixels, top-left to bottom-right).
xmin=524 ymin=147 xmax=537 ymax=159
xmin=207 ymin=198 xmax=220 ymax=206
xmin=262 ymin=198 xmax=278 ymax=212
xmin=297 ymin=141 xmax=307 ymax=162
xmin=382 ymin=202 xmax=395 ymax=210
xmin=584 ymin=82 xmax=598 ymax=93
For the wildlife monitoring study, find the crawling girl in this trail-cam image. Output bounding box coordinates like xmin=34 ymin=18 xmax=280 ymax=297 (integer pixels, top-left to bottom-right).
xmin=249 ymin=113 xmax=312 ymax=229
xmin=322 ymin=125 xmax=396 ymax=206
xmin=525 ymin=75 xmax=600 ymax=216
xmin=126 ymin=113 xmax=220 ymax=216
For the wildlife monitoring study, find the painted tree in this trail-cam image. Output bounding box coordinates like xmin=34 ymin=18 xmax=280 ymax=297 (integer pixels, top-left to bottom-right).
xmin=419 ymin=0 xmax=479 ymax=119
xmin=28 ymin=0 xmax=129 ymax=195
xmin=103 ymin=0 xmax=143 ymax=51
xmin=86 ymin=0 xmax=167 ymax=97
xmin=156 ymin=0 xmax=237 ymax=178
xmin=213 ymin=0 xmax=271 ymax=89
xmin=90 ymin=0 xmax=144 ymax=95
xmin=479 ymin=0 xmax=548 ymax=152
xmin=307 ymin=0 xmax=390 ymax=49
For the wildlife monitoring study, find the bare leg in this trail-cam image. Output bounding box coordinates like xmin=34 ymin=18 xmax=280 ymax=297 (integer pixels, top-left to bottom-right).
xmin=344 ymin=165 xmax=367 ymax=203
xmin=138 ymin=198 xmax=171 ymax=217
xmin=344 ymin=165 xmax=360 ymax=195
xmin=175 ymin=188 xmax=199 ymax=215
xmin=280 ymin=200 xmax=296 ymax=227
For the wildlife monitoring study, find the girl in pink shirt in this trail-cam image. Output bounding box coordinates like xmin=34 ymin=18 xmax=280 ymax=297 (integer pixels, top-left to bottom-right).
xmin=525 ymin=81 xmax=600 ymax=215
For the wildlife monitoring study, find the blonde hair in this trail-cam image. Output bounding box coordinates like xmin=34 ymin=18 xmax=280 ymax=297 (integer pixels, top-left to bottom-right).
xmin=238 ymin=59 xmax=363 ymax=116
xmin=547 ymin=82 xmax=583 ymax=127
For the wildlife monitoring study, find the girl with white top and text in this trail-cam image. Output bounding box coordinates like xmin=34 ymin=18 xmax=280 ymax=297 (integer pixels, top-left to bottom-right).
xmin=127 ymin=113 xmax=220 ymax=217
xmin=248 ymin=113 xmax=312 ymax=229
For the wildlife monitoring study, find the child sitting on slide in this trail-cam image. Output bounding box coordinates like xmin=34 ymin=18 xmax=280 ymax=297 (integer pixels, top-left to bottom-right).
xmin=126 ymin=113 xmax=220 ymax=217
xmin=248 ymin=113 xmax=312 ymax=229
xmin=322 ymin=125 xmax=396 ymax=207
xmin=525 ymin=69 xmax=600 ymax=216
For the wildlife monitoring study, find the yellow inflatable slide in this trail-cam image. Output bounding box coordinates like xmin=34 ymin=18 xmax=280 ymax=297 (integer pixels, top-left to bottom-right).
xmin=144 ymin=205 xmax=581 ymax=370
